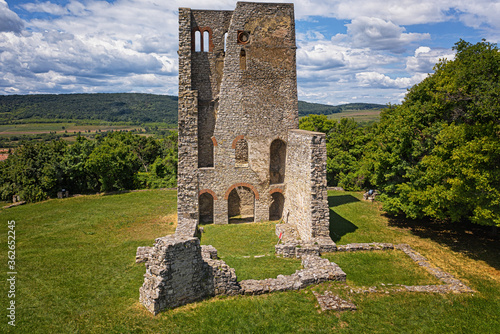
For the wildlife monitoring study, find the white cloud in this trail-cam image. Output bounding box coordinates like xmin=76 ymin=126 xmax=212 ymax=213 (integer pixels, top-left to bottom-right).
xmin=0 ymin=0 xmax=499 ymax=105
xmin=346 ymin=17 xmax=430 ymax=53
xmin=0 ymin=0 xmax=24 ymax=33
xmin=20 ymin=1 xmax=68 ymax=16
xmin=405 ymin=46 xmax=455 ymax=73
xmin=356 ymin=71 xmax=427 ymax=89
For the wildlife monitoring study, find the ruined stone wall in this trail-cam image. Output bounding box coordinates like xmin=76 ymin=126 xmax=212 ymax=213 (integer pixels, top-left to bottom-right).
xmin=190 ymin=10 xmax=233 ymax=168
xmin=177 ymin=3 xmax=330 ymax=239
xmin=139 ymin=236 xmax=240 ymax=315
xmin=177 ymin=9 xmax=199 ymax=236
xmin=138 ymin=237 xmax=345 ymax=314
xmin=178 ymin=3 xmax=299 ymax=229
xmin=283 ymin=129 xmax=330 ymax=241
xmin=199 ymin=2 xmax=298 ymax=225
xmin=139 ymin=235 xmax=208 ymax=314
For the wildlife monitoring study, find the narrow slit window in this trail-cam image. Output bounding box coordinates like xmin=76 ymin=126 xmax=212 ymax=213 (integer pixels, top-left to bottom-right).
xmin=194 ymin=30 xmax=201 ymax=52
xmin=240 ymin=49 xmax=246 ymax=70
xmin=223 ymin=32 xmax=228 ymax=52
xmin=203 ymin=31 xmax=210 ymax=52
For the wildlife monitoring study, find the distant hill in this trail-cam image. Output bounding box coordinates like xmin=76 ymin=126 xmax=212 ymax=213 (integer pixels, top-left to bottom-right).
xmin=0 ymin=93 xmax=178 ymax=124
xmin=298 ymin=101 xmax=386 ymax=117
xmin=0 ymin=93 xmax=385 ymax=124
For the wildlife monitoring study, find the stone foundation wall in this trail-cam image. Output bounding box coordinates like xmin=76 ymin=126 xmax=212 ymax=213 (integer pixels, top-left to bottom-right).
xmin=138 ymin=236 xmax=345 ymax=315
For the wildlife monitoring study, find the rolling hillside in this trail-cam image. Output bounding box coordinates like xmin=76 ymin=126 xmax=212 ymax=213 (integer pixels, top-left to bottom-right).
xmin=0 ymin=93 xmax=384 ymax=124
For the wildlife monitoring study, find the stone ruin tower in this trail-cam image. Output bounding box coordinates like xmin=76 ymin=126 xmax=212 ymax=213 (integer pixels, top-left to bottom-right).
xmin=176 ymin=2 xmax=333 ymax=247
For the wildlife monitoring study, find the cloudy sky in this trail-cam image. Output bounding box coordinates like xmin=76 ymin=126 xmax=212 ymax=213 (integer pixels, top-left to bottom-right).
xmin=1 ymin=0 xmax=499 ymax=105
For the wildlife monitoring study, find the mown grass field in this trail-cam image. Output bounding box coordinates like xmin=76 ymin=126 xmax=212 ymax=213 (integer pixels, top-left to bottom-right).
xmin=0 ymin=190 xmax=498 ymax=333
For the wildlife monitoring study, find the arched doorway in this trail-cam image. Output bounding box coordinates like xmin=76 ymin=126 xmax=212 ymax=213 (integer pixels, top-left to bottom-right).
xmin=228 ymin=186 xmax=255 ymax=224
xmin=199 ymin=192 xmax=214 ymax=224
xmin=269 ymin=192 xmax=284 ymax=221
xmin=270 ymin=139 xmax=286 ymax=184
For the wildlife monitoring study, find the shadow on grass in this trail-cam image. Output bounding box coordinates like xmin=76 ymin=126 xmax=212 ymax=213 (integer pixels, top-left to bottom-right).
xmin=328 ymin=194 xmax=360 ymax=207
xmin=328 ymin=195 xmax=358 ymax=242
xmin=388 ymin=216 xmax=500 ymax=271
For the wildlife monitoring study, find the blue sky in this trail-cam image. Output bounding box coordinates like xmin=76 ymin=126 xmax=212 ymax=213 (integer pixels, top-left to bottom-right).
xmin=1 ymin=0 xmax=499 ymax=105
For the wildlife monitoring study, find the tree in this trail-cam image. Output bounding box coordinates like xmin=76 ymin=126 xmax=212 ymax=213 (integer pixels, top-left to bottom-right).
xmin=299 ymin=115 xmax=374 ymax=189
xmin=85 ymin=132 xmax=141 ymax=192
xmin=373 ymin=40 xmax=500 ymax=227
xmin=0 ymin=140 xmax=67 ymax=202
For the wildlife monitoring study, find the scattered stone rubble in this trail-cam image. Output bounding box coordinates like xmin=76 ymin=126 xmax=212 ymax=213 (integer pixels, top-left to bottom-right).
xmin=313 ymin=291 xmax=356 ymax=312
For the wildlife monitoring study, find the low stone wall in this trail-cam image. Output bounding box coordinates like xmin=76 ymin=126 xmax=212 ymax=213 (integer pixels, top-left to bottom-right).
xmin=139 ymin=235 xmax=209 ymax=315
xmin=137 ymin=236 xmax=345 ymax=314
xmin=240 ymin=255 xmax=346 ymax=295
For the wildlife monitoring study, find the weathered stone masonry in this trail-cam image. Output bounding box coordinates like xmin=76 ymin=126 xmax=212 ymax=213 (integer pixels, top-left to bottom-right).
xmin=138 ymin=235 xmax=346 ymax=314
xmin=176 ymin=2 xmax=332 ymax=247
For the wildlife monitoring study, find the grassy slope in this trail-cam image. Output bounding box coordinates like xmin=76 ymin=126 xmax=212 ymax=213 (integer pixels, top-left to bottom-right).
xmin=0 ymin=190 xmax=498 ymax=333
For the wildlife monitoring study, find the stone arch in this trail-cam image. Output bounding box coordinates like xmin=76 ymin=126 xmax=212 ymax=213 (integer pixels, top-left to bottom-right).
xmin=269 ymin=191 xmax=285 ymax=221
xmin=199 ymin=191 xmax=214 ymax=224
xmin=199 ymin=188 xmax=218 ymax=200
xmin=224 ymin=182 xmax=259 ymax=200
xmin=270 ymin=139 xmax=286 ymax=184
xmin=227 ymin=185 xmax=255 ymax=224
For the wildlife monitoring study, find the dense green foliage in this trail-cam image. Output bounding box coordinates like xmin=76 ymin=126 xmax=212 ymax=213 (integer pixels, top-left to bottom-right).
xmin=299 ymin=115 xmax=373 ymax=189
xmin=0 ymin=132 xmax=178 ymax=202
xmin=371 ymin=40 xmax=500 ymax=227
xmin=300 ymin=40 xmax=500 ymax=227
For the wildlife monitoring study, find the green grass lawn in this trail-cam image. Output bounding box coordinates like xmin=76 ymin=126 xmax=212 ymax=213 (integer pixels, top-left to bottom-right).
xmin=0 ymin=190 xmax=498 ymax=333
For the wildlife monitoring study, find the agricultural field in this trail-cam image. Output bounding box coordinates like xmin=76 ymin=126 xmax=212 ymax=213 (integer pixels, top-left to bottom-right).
xmin=0 ymin=122 xmax=141 ymax=136
xmin=0 ymin=190 xmax=498 ymax=333
xmin=327 ymin=108 xmax=383 ymax=125
xmin=0 ymin=121 xmax=175 ymax=148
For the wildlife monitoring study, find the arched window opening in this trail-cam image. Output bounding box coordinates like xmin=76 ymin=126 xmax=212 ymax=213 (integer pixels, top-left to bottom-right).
xmin=240 ymin=49 xmax=246 ymax=70
xmin=203 ymin=30 xmax=210 ymax=52
xmin=270 ymin=139 xmax=286 ymax=184
xmin=269 ymin=192 xmax=285 ymax=221
xmin=235 ymin=138 xmax=248 ymax=165
xmin=199 ymin=192 xmax=214 ymax=224
xmin=228 ymin=186 xmax=254 ymax=224
xmin=194 ymin=30 xmax=201 ymax=52
xmin=223 ymin=32 xmax=228 ymax=52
